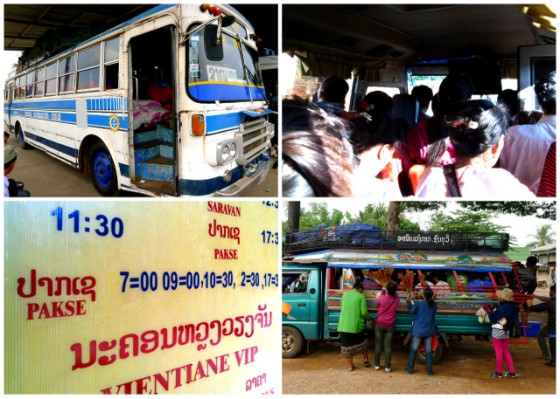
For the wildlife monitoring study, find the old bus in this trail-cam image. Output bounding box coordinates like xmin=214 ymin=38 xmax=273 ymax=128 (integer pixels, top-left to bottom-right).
xmin=4 ymin=4 xmax=276 ymax=196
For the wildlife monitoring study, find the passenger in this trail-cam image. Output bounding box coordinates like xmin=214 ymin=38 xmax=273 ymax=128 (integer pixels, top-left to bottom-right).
xmin=485 ymin=288 xmax=519 ymax=378
xmin=373 ymin=282 xmax=400 ymax=373
xmin=512 ymin=109 xmax=543 ymax=125
xmin=348 ymin=110 xmax=402 ymax=198
xmin=403 ymin=287 xmax=437 ymax=375
xmin=432 ymin=273 xmax=451 ymax=297
xmin=360 ymin=91 xmax=394 ymax=114
xmin=499 ymin=71 xmax=556 ymax=194
xmin=497 ymin=89 xmax=519 ymax=126
xmin=282 ymin=96 xmax=354 ymax=197
xmin=314 ymin=75 xmax=349 ymax=117
xmin=337 ymin=281 xmax=371 ymax=372
xmin=414 ymin=100 xmax=535 ymax=199
xmin=524 ymin=284 xmax=556 ymax=367
xmin=411 ymin=85 xmax=434 ymax=120
xmin=405 ymin=74 xmax=473 ymax=174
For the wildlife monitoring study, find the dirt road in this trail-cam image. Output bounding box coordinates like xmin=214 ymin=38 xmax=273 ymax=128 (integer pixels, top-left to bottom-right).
xmin=283 ymin=313 xmax=555 ymax=395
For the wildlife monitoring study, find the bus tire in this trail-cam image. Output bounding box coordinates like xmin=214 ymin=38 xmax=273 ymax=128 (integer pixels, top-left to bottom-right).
xmin=90 ymin=141 xmax=119 ymax=196
xmin=282 ymin=326 xmax=305 ymax=359
xmin=416 ymin=339 xmax=443 ymax=365
xmin=16 ymin=124 xmax=30 ymax=149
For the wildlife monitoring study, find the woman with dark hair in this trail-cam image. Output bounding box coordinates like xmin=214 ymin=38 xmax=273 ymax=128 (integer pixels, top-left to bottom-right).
xmin=415 ymin=100 xmax=535 ymax=198
xmin=374 ymin=282 xmax=400 ymax=372
xmin=337 ymin=281 xmax=371 ymax=371
xmin=404 ymin=74 xmax=473 ymax=172
xmin=348 ymin=110 xmax=403 ymax=198
xmin=282 ymin=96 xmax=354 ymax=197
xmin=403 ymin=287 xmax=437 ymax=375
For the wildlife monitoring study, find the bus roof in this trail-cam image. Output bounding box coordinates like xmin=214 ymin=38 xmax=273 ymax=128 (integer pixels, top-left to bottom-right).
xmin=286 ymin=249 xmax=512 ymax=273
xmin=283 ymin=4 xmax=555 ymax=68
xmin=9 ymin=4 xmax=256 ymax=76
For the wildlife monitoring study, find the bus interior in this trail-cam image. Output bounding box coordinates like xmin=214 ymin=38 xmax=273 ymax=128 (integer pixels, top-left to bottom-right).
xmin=282 ymin=4 xmax=556 ymax=111
xmin=281 ymin=4 xmax=556 ymax=198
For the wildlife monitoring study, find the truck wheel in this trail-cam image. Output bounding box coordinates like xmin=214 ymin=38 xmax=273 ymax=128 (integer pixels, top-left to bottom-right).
xmin=90 ymin=141 xmax=119 ymax=196
xmin=417 ymin=339 xmax=443 ymax=365
xmin=282 ymin=326 xmax=305 ymax=358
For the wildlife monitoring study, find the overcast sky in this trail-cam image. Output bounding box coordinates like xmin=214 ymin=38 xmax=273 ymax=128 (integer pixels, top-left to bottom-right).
xmin=2 ymin=51 xmax=21 ymax=84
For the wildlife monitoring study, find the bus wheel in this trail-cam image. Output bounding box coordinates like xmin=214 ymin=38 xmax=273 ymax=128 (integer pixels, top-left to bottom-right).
xmin=282 ymin=326 xmax=305 ymax=358
xmin=417 ymin=339 xmax=443 ymax=365
xmin=90 ymin=142 xmax=118 ymax=196
xmin=16 ymin=125 xmax=30 ymax=149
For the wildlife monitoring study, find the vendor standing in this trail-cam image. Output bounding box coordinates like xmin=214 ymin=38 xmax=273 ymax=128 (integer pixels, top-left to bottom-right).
xmin=337 ymin=281 xmax=371 ymax=371
xmin=524 ymin=284 xmax=556 ymax=367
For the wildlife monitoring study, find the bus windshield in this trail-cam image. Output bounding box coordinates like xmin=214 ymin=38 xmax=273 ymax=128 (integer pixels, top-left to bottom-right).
xmin=187 ymin=24 xmax=266 ymax=102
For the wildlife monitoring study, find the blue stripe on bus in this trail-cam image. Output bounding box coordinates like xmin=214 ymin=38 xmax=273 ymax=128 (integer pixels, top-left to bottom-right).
xmin=178 ymin=167 xmax=244 ymax=195
xmin=117 ymin=163 xmax=244 ymax=196
xmin=9 ymin=97 xmax=127 ymax=112
xmin=22 ymin=129 xmax=78 ymax=158
xmin=9 ymin=109 xmax=77 ymax=124
xmin=7 ymin=109 xmax=128 ymax=131
xmin=189 ymin=84 xmax=267 ymax=102
xmin=205 ymin=112 xmax=245 ymax=134
xmin=10 ymin=99 xmax=77 ymax=110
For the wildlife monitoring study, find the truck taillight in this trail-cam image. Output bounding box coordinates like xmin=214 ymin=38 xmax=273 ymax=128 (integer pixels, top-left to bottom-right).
xmin=200 ymin=4 xmax=222 ymax=16
xmin=192 ymin=114 xmax=205 ymax=136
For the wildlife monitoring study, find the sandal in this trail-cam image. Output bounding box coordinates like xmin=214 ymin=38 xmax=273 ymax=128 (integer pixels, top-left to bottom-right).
xmin=348 ymin=366 xmax=355 ymax=372
xmin=363 ymin=361 xmax=371 ymax=368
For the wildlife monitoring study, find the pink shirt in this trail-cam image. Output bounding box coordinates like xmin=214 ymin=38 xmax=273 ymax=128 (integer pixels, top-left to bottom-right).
xmin=375 ymin=292 xmax=399 ymax=328
xmin=415 ymin=164 xmax=536 ymax=199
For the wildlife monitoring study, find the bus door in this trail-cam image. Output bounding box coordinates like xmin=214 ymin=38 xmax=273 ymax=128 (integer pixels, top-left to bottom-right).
xmin=127 ymin=25 xmax=178 ymax=196
xmin=5 ymin=82 xmax=14 ymax=133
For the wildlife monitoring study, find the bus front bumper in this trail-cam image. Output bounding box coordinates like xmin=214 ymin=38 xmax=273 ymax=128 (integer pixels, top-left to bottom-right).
xmin=214 ymin=154 xmax=276 ymax=197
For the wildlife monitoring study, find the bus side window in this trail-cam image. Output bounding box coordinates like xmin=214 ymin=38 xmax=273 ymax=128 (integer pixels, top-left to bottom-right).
xmin=104 ymin=37 xmax=119 ymax=90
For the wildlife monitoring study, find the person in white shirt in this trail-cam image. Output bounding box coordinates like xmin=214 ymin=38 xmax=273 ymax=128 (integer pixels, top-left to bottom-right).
xmin=499 ymin=71 xmax=556 ymax=194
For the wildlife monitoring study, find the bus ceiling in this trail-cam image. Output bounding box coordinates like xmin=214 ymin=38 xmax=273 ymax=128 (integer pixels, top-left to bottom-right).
xmin=283 ymin=4 xmax=556 ymax=77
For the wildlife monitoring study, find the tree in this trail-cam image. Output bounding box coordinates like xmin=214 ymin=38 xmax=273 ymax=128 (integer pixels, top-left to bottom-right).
xmin=526 ymin=224 xmax=556 ymax=249
xmin=399 ymin=201 xmax=556 ymax=220
xmin=428 ymin=208 xmax=507 ymax=233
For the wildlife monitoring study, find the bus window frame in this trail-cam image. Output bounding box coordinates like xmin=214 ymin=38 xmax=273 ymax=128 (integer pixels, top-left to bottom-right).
xmin=76 ymin=43 xmax=101 ymax=92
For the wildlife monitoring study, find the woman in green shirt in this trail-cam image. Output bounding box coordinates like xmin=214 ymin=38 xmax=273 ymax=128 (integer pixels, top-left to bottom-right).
xmin=337 ymin=281 xmax=371 ymax=371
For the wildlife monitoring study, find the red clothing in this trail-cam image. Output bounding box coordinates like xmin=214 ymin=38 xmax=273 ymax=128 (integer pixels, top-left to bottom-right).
xmin=537 ymin=142 xmax=556 ymax=197
xmin=375 ymin=291 xmax=399 ymax=328
xmin=405 ymin=118 xmax=457 ymax=173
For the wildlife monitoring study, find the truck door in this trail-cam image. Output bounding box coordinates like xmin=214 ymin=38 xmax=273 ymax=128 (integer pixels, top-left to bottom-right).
xmin=282 ymin=269 xmax=321 ymax=340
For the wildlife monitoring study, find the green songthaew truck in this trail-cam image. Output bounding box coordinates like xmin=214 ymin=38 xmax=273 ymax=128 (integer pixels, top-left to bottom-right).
xmin=282 ymin=225 xmax=530 ymax=363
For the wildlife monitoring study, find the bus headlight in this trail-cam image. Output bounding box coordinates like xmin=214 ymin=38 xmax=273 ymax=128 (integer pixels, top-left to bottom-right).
xmin=213 ymin=139 xmax=238 ymax=166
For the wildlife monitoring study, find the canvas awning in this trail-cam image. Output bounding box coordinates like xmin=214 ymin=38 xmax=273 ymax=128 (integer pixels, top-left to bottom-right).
xmin=289 ymin=249 xmax=512 ymax=273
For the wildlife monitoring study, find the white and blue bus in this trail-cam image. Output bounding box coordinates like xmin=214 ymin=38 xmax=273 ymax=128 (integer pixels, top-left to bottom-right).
xmin=4 ymin=4 xmax=276 ymax=196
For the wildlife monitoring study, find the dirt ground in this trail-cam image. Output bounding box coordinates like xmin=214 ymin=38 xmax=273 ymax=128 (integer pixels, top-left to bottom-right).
xmin=282 ymin=312 xmax=556 ymax=395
